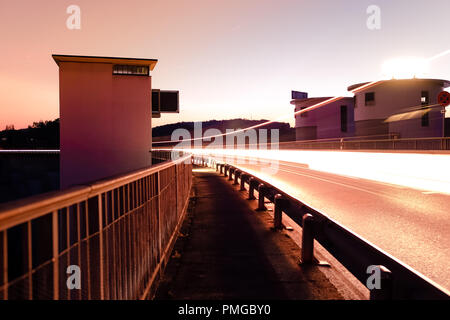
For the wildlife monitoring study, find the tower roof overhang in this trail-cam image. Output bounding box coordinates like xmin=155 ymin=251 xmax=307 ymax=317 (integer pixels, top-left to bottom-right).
xmin=52 ymin=54 xmax=158 ymax=71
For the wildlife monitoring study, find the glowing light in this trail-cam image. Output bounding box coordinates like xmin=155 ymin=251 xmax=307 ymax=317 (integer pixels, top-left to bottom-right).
xmin=381 ymin=57 xmax=429 ymax=79
xmin=173 ymin=148 xmax=450 ymax=195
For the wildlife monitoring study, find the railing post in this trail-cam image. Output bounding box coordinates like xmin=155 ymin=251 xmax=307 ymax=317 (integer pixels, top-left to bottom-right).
xmin=369 ymin=266 xmax=393 ymax=300
xmin=157 ymin=170 xmax=162 ymax=284
xmin=98 ymin=194 xmax=104 ymax=300
xmin=52 ymin=210 xmax=59 ymax=300
xmin=224 ymin=165 xmax=229 ymax=177
xmin=300 ymin=213 xmax=314 ymax=264
xmin=248 ymin=177 xmax=256 ymax=200
xmin=273 ymin=194 xmax=284 ymax=229
xmin=234 ymin=170 xmax=240 ymax=185
xmin=257 ymin=184 xmax=267 ymax=211
xmin=240 ymin=174 xmax=247 ymax=191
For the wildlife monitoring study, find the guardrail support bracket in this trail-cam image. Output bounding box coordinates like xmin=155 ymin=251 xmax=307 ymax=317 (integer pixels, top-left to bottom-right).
xmin=234 ymin=170 xmax=241 ymax=185
xmin=228 ymin=167 xmax=234 ymax=181
xmin=240 ymin=174 xmax=247 ymax=191
xmin=256 ymin=184 xmax=267 ymax=211
xmin=298 ymin=213 xmax=330 ymax=267
xmin=272 ymin=194 xmax=284 ymax=230
xmin=248 ymin=177 xmax=257 ymax=200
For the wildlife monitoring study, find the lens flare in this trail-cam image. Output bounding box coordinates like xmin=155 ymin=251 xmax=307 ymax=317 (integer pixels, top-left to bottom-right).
xmin=381 ymin=57 xmax=429 ymax=79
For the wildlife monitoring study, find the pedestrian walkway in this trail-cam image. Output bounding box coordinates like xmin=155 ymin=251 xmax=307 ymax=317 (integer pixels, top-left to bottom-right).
xmin=155 ymin=167 xmax=343 ymax=300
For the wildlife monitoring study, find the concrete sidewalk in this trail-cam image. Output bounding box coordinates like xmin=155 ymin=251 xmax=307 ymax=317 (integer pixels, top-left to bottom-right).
xmin=155 ymin=167 xmax=344 ymax=300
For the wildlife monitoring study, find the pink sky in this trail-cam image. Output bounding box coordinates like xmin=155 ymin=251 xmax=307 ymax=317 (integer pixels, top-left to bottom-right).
xmin=1 ymin=0 xmax=450 ymax=129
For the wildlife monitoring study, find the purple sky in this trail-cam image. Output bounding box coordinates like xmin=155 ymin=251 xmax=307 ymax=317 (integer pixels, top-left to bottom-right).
xmin=1 ymin=0 xmax=450 ymax=129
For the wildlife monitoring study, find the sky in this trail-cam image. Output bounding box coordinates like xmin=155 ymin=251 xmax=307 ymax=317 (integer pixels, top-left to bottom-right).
xmin=1 ymin=0 xmax=450 ymax=130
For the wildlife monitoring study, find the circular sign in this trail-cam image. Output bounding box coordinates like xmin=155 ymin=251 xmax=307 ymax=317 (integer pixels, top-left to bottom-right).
xmin=437 ymin=91 xmax=450 ymax=107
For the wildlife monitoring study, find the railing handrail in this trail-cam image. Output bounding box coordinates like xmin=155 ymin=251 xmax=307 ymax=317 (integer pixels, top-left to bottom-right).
xmin=0 ymin=149 xmax=60 ymax=154
xmin=150 ymin=136 xmax=450 ymax=149
xmin=0 ymin=154 xmax=192 ymax=232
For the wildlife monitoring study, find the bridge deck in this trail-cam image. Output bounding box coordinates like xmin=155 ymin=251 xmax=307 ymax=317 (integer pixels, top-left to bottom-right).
xmin=155 ymin=167 xmax=343 ymax=300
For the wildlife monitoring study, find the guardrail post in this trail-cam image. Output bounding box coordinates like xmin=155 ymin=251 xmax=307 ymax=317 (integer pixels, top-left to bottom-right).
xmin=240 ymin=174 xmax=247 ymax=191
xmin=273 ymin=194 xmax=284 ymax=229
xmin=224 ymin=165 xmax=229 ymax=177
xmin=300 ymin=213 xmax=315 ymax=264
xmin=228 ymin=167 xmax=236 ymax=181
xmin=248 ymin=177 xmax=256 ymax=200
xmin=234 ymin=170 xmax=240 ymax=185
xmin=369 ymin=266 xmax=393 ymax=300
xmin=257 ymin=184 xmax=267 ymax=211
xmin=219 ymin=164 xmax=224 ymax=174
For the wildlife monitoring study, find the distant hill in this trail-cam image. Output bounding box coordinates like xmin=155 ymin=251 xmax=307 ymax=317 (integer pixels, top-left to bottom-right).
xmin=152 ymin=119 xmax=295 ymax=142
xmin=0 ymin=119 xmax=60 ymax=150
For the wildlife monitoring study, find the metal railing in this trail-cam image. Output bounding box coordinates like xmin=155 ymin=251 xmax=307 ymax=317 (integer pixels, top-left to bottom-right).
xmin=192 ymin=155 xmax=450 ymax=300
xmin=0 ymin=153 xmax=192 ymax=300
xmin=152 ymin=136 xmax=450 ymax=151
xmin=276 ymin=137 xmax=450 ymax=151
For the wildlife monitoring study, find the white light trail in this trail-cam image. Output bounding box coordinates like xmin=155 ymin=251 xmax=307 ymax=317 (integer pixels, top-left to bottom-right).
xmin=427 ymin=49 xmax=450 ymax=62
xmin=178 ymin=148 xmax=450 ymax=194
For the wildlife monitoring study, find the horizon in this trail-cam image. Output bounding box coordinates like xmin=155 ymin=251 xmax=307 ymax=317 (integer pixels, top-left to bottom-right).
xmin=1 ymin=0 xmax=450 ymax=130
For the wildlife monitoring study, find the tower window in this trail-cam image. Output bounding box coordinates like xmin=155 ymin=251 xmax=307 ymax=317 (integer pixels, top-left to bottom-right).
xmin=300 ymin=107 xmax=308 ymax=118
xmin=421 ymin=91 xmax=430 ymax=127
xmin=113 ymin=65 xmax=149 ymax=76
xmin=340 ymin=105 xmax=348 ymax=132
xmin=421 ymin=91 xmax=429 ymax=105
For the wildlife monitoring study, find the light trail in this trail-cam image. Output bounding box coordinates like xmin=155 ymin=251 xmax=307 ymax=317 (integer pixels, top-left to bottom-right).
xmin=384 ymin=103 xmax=441 ymax=123
xmin=176 ymin=148 xmax=450 ymax=194
xmin=427 ymin=49 xmax=450 ymax=62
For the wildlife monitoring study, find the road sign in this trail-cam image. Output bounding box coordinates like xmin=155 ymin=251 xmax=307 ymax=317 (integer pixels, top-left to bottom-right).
xmin=437 ymin=91 xmax=450 ymax=107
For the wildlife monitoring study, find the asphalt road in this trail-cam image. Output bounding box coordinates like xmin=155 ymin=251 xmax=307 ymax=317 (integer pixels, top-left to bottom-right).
xmin=220 ymin=156 xmax=450 ymax=292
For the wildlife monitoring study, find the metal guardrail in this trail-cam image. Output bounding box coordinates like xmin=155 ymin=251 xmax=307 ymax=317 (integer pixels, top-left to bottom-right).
xmin=192 ymin=155 xmax=450 ymax=300
xmin=152 ymin=136 xmax=450 ymax=151
xmin=276 ymin=137 xmax=450 ymax=151
xmin=0 ymin=153 xmax=192 ymax=300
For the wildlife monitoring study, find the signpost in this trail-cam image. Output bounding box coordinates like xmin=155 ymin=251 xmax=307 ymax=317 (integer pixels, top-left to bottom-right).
xmin=437 ymin=91 xmax=450 ymax=147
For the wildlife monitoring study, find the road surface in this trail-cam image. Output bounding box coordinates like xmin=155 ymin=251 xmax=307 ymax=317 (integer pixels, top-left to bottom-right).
xmin=217 ymin=156 xmax=450 ymax=292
